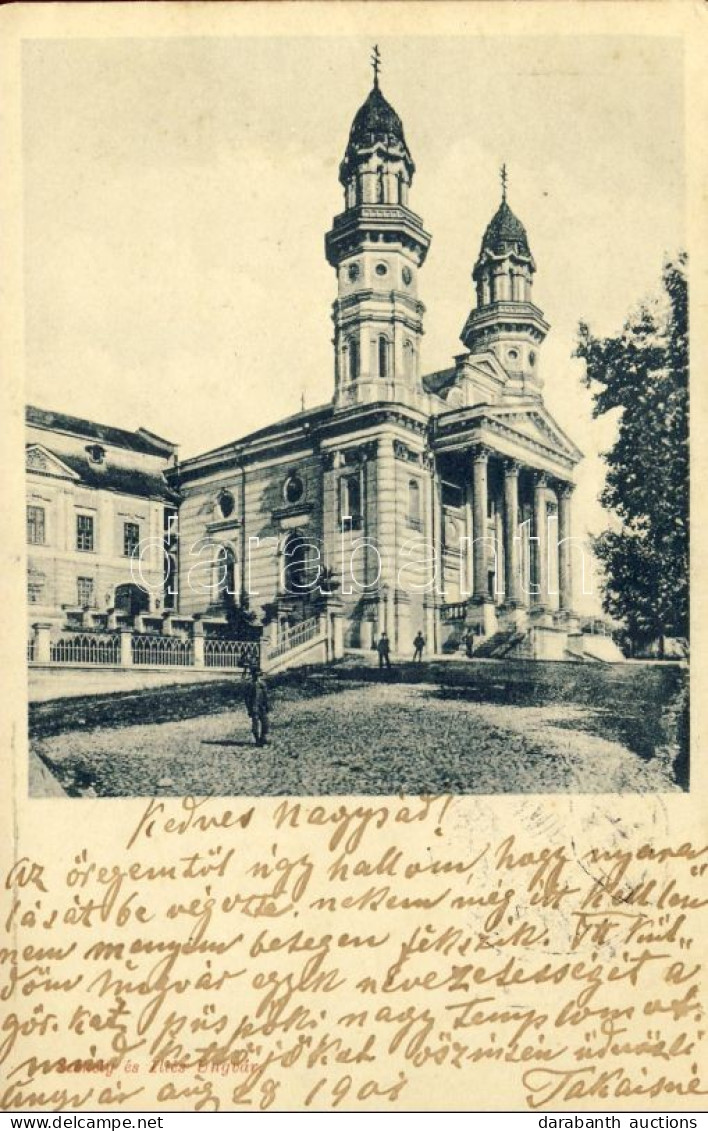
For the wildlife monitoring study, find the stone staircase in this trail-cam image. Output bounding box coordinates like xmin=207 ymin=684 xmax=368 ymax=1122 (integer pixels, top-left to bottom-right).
xmin=473 ymin=628 xmax=527 ymax=659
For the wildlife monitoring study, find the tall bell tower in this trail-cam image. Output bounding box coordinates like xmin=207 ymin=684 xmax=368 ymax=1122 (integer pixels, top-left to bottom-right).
xmin=325 ymin=49 xmax=431 ymax=408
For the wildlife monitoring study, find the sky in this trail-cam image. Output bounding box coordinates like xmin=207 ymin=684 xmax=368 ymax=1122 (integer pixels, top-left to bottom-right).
xmin=21 ymin=34 xmax=684 ymax=608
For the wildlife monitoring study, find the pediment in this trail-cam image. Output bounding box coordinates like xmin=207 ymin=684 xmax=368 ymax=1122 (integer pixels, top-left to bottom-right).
xmin=485 ymin=404 xmax=583 ymax=462
xmin=461 ymin=350 xmax=508 ymax=385
xmin=26 ymin=444 xmax=81 ymax=481
xmin=438 ymin=351 xmax=509 ymax=406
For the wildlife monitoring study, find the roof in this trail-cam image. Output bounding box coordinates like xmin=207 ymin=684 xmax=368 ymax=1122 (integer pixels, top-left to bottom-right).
xmin=177 ymin=402 xmax=334 ymax=473
xmin=341 ymin=83 xmax=414 ymax=180
xmin=348 ymin=84 xmax=406 ymax=149
xmin=479 ymin=199 xmax=531 ymax=258
xmin=26 ymin=405 xmax=177 ymax=458
xmin=233 ymin=402 xmax=333 ymax=446
xmin=422 ymin=366 xmax=457 ymax=396
xmin=27 ymin=444 xmax=180 ymax=504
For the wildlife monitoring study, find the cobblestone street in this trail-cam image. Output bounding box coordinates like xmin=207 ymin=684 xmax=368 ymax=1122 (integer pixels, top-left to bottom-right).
xmin=30 ymin=659 xmax=686 ymax=797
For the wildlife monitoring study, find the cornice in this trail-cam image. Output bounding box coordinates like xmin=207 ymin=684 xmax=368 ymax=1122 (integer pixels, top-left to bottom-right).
xmin=432 ymin=409 xmax=577 ymax=470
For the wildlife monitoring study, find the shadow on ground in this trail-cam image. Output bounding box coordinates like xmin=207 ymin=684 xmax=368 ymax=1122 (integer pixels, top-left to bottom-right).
xmin=29 ymin=657 xmax=688 ymax=796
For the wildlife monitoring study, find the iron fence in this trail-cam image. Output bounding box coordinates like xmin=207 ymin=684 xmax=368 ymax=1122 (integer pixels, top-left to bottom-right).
xmin=267 ymin=615 xmax=322 ymax=661
xmin=50 ymin=632 xmax=120 ymax=665
xmin=204 ymin=638 xmax=260 ymax=670
xmin=131 ymin=634 xmax=194 ymax=667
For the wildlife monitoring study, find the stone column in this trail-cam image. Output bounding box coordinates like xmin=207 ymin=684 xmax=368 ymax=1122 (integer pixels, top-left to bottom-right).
xmin=533 ymin=472 xmax=549 ymax=608
xmin=503 ymin=460 xmax=521 ymax=605
xmin=423 ymin=451 xmax=440 ymax=653
xmin=463 ymin=466 xmax=474 ymax=600
xmin=557 ymin=482 xmax=575 ymax=612
xmin=471 ymin=446 xmax=490 ymax=601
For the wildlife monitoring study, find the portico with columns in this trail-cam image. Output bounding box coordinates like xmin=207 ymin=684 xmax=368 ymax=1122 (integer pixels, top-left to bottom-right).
xmin=430 ymin=418 xmax=581 ymax=654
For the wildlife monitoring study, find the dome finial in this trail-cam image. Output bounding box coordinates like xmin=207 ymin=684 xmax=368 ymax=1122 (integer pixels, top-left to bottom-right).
xmin=371 ymin=44 xmax=381 ymax=89
xmin=500 ymin=162 xmax=508 ymax=203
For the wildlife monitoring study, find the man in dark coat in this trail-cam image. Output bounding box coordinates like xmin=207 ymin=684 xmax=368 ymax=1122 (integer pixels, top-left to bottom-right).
xmin=245 ymin=667 xmax=270 ymax=746
xmin=413 ymin=630 xmax=425 ymax=662
xmin=377 ymin=632 xmax=392 ymax=670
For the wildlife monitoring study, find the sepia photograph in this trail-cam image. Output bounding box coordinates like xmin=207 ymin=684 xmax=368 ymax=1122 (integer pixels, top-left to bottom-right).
xmin=3 ymin=4 xmax=706 ymax=1117
xmin=23 ymin=32 xmax=688 ymax=799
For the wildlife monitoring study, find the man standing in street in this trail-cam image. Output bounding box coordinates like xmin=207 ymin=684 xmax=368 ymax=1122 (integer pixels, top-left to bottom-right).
xmin=413 ymin=630 xmax=426 ymax=662
xmin=245 ymin=666 xmax=270 ymax=746
xmin=377 ymin=631 xmax=392 ymax=672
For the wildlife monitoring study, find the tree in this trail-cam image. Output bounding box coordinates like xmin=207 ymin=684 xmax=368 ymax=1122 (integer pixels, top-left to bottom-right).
xmin=575 ymin=255 xmax=688 ymax=657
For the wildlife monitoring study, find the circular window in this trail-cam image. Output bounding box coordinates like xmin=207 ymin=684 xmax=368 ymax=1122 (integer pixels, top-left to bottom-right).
xmin=375 ymin=262 xmax=388 ymax=277
xmin=218 ymin=490 xmax=235 ymax=518
xmin=402 ymin=266 xmax=413 ymax=286
xmin=507 ymin=348 xmax=519 ymax=361
xmin=284 ymin=473 xmax=304 ymax=505
xmin=347 ymin=262 xmax=360 ymax=282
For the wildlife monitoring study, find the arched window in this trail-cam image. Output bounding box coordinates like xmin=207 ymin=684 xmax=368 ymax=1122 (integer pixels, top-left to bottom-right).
xmin=378 ymin=335 xmax=389 ymax=380
xmin=408 ymin=479 xmax=421 ymax=528
xmin=348 ymin=338 xmax=359 ymax=382
xmin=114 ymin=582 xmax=149 ymax=618
xmin=283 ymin=532 xmax=309 ymax=595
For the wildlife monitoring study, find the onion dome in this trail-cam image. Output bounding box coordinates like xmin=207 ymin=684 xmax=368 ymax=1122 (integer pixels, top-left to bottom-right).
xmin=340 ymin=83 xmax=415 ymax=184
xmin=348 ymin=85 xmax=406 ymax=150
xmin=480 ymin=199 xmax=531 ymax=258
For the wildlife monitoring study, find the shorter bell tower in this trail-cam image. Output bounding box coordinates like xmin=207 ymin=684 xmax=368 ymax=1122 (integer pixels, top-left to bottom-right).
xmin=460 ymin=168 xmax=549 ymax=396
xmin=325 ymin=50 xmax=431 ymax=409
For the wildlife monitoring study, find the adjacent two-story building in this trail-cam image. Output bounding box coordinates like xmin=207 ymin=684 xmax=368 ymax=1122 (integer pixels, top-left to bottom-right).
xmin=26 ymin=406 xmax=178 ymax=629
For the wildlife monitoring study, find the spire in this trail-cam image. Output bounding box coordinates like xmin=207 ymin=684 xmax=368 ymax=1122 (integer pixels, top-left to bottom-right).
xmin=371 ymin=44 xmax=381 ymax=90
xmin=460 ymin=169 xmax=548 ymax=389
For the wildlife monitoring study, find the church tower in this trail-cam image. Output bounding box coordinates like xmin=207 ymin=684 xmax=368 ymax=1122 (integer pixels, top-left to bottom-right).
xmin=325 ymin=51 xmax=431 ymax=408
xmin=460 ymin=170 xmax=549 ymax=396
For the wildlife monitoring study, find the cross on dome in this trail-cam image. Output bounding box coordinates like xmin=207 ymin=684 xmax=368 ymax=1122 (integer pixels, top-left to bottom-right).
xmin=371 ymin=44 xmax=381 ymax=88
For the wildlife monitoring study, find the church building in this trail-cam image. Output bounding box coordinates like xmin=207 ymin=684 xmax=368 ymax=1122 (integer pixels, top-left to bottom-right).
xmin=174 ymin=63 xmax=585 ymax=660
